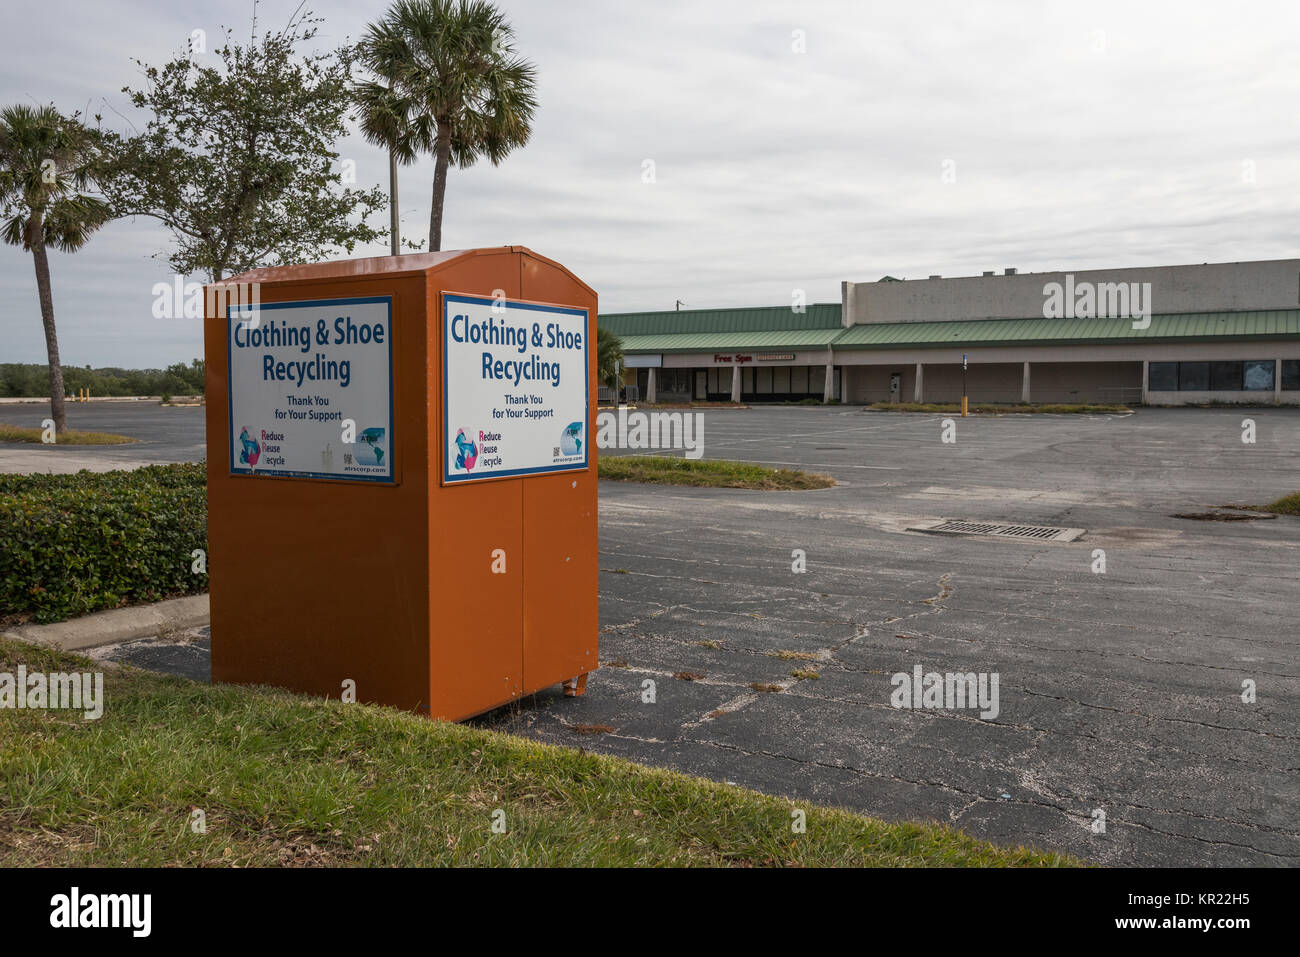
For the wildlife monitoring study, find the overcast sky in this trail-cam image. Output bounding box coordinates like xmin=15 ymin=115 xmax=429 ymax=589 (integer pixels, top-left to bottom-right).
xmin=3 ymin=0 xmax=1299 ymax=367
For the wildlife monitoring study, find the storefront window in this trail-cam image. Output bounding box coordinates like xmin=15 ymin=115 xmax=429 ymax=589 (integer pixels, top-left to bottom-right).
xmin=1178 ymin=362 xmax=1210 ymax=391
xmin=1283 ymin=360 xmax=1300 ymax=391
xmin=1209 ymin=361 xmax=1242 ymax=391
xmin=657 ymin=369 xmax=690 ymax=394
xmin=1150 ymin=360 xmax=1281 ymax=392
xmin=1149 ymin=362 xmax=1177 ymax=391
xmin=1243 ymin=360 xmax=1275 ymax=391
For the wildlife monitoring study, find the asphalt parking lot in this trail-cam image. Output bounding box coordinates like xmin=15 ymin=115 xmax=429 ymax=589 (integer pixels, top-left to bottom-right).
xmin=0 ymin=401 xmax=205 ymax=473
xmin=480 ymin=405 xmax=1300 ymax=867
xmin=5 ymin=403 xmax=1298 ymax=866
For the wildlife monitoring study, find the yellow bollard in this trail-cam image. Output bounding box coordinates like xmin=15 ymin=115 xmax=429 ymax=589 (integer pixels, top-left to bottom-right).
xmin=961 ymin=395 xmax=968 ymax=417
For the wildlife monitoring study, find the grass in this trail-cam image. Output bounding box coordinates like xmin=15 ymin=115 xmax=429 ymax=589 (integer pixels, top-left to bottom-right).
xmin=0 ymin=638 xmax=1073 ymax=867
xmin=1230 ymin=491 xmax=1300 ymax=516
xmin=1263 ymin=492 xmax=1300 ymax=516
xmin=868 ymin=402 xmax=1130 ymax=414
xmin=598 ymin=455 xmax=835 ymax=490
xmin=0 ymin=423 xmax=137 ymax=445
xmin=1171 ymin=511 xmax=1274 ymax=522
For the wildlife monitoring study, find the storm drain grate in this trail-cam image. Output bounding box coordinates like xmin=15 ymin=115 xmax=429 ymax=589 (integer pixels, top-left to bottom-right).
xmin=998 ymin=524 xmax=1067 ymax=540
xmin=930 ymin=521 xmax=1001 ymax=534
xmin=911 ymin=520 xmax=1085 ymax=543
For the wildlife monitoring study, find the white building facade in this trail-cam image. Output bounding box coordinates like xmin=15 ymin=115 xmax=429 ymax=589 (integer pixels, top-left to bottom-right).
xmin=602 ymin=259 xmax=1300 ymax=406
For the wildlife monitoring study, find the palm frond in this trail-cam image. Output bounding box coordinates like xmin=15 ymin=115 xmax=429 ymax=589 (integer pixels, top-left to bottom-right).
xmin=0 ymin=103 xmax=110 ymax=250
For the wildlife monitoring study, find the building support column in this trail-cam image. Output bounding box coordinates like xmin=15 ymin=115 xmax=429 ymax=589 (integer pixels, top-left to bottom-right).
xmin=646 ymin=367 xmax=657 ymax=404
xmin=1141 ymin=360 xmax=1149 ymax=405
xmin=913 ymin=363 xmax=924 ymax=403
xmin=730 ymin=364 xmax=742 ymax=403
xmin=1276 ymin=359 xmax=1283 ymax=405
xmin=823 ymin=359 xmax=835 ymax=403
xmin=1021 ymin=361 xmax=1031 ymax=404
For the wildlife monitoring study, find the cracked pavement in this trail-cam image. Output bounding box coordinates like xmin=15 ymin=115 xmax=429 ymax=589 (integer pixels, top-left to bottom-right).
xmin=55 ymin=402 xmax=1299 ymax=865
xmin=474 ymin=406 xmax=1300 ymax=866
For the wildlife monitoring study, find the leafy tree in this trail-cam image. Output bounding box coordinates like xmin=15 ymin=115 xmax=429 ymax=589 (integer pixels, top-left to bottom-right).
xmin=360 ymin=0 xmax=537 ymax=251
xmin=1 ymin=360 xmax=206 ymax=398
xmin=597 ymin=326 xmax=623 ymax=391
xmin=101 ymin=12 xmax=386 ymax=281
xmin=0 ymin=105 xmax=112 ymax=432
xmin=171 ymin=358 xmax=205 ymax=393
xmin=0 ymin=363 xmax=46 ymax=397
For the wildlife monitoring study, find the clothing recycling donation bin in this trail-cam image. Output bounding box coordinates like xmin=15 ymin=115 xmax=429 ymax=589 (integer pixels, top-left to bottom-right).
xmin=203 ymin=247 xmax=598 ymax=721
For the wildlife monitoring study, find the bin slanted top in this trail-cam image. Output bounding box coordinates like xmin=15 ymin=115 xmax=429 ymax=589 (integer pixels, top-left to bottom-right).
xmin=219 ymin=246 xmax=594 ymax=295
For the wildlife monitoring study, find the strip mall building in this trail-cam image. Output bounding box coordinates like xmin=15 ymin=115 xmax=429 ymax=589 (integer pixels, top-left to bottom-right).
xmin=599 ymin=259 xmax=1300 ymax=406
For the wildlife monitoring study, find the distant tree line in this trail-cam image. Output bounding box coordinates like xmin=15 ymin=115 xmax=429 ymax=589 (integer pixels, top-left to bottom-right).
xmin=0 ymin=359 xmax=204 ymax=398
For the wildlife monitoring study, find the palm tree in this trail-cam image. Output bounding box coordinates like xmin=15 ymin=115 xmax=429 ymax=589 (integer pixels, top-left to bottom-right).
xmin=597 ymin=326 xmax=623 ymax=392
xmin=0 ymin=105 xmax=111 ymax=434
xmin=354 ymin=42 xmax=431 ymax=255
xmin=361 ymin=0 xmax=537 ymax=251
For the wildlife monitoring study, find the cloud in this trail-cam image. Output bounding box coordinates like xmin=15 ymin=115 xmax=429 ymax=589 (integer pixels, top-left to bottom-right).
xmin=2 ymin=0 xmax=1298 ymax=366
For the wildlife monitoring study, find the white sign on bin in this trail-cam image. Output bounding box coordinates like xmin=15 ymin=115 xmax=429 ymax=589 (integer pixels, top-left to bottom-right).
xmin=227 ymin=296 xmax=394 ymax=482
xmin=442 ymin=292 xmax=589 ymax=484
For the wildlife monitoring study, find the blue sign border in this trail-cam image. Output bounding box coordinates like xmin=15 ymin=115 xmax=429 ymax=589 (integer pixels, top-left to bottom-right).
xmin=227 ymin=295 xmax=395 ymax=484
xmin=442 ymin=292 xmax=590 ymax=485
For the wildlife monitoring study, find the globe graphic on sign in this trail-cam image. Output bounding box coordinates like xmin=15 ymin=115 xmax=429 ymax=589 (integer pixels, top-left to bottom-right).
xmin=560 ymin=421 xmax=582 ymax=456
xmin=352 ymin=427 xmax=386 ymax=466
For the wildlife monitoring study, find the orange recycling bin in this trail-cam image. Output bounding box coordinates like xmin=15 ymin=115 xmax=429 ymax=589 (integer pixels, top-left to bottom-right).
xmin=203 ymin=247 xmax=598 ymax=720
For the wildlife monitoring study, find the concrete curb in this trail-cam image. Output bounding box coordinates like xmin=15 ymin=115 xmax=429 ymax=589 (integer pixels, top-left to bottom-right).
xmin=1 ymin=594 xmax=210 ymax=652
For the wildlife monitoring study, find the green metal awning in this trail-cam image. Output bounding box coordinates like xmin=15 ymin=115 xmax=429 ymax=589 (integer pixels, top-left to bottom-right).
xmin=599 ymin=303 xmax=842 ymax=338
xmin=613 ymin=328 xmax=841 ymax=354
xmin=829 ymin=310 xmax=1300 ymax=350
xmin=603 ymin=306 xmax=1300 ymax=356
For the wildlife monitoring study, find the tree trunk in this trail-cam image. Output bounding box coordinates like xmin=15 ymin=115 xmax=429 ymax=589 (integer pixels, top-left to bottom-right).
xmin=389 ymin=147 xmax=400 ymax=256
xmin=29 ymin=219 xmax=67 ymax=435
xmin=429 ymin=123 xmax=451 ymax=252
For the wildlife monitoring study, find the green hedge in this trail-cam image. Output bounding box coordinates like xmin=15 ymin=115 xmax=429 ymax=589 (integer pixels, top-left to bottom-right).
xmin=0 ymin=463 xmax=208 ymax=624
